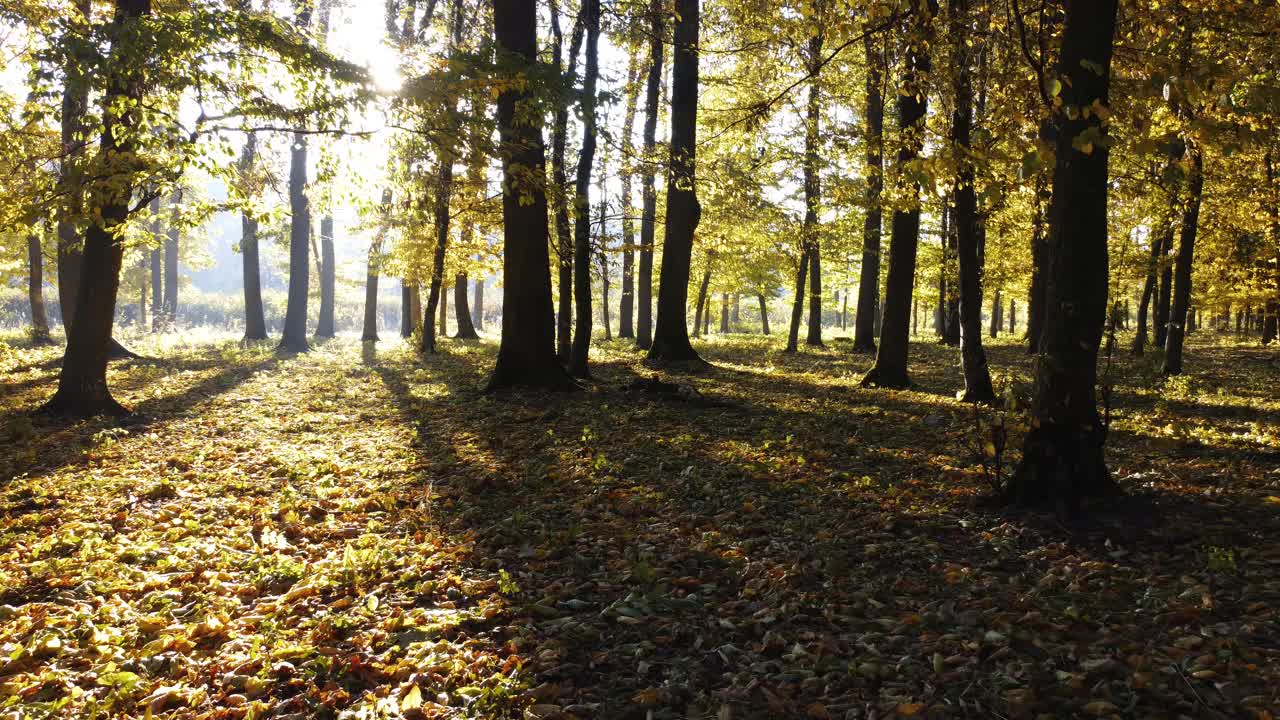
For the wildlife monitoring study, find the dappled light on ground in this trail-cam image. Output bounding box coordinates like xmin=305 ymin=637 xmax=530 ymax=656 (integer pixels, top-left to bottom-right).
xmin=1 ymin=331 xmax=1278 ymax=718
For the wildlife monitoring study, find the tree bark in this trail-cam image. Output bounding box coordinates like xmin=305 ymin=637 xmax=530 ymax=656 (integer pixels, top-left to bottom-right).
xmin=163 ymin=197 xmax=179 ymax=330
xmin=1131 ymin=213 xmax=1172 ymax=354
xmin=1025 ymin=173 xmax=1049 ymax=352
xmin=28 ymin=234 xmax=53 ymax=344
xmin=474 ymin=277 xmax=484 ymax=330
xmin=646 ymin=0 xmax=704 ymax=367
xmin=1264 ymin=153 xmax=1279 ymax=345
xmin=803 ymin=33 xmax=824 ymax=348
xmin=619 ymin=53 xmax=641 ymax=339
xmin=989 ymin=289 xmax=1001 ymax=337
xmin=692 ymin=258 xmax=712 ymax=338
xmin=719 ymin=292 xmax=729 ymax=333
xmin=1162 ymin=147 xmax=1203 ymax=375
xmin=549 ymin=1 xmax=583 ymax=362
xmin=785 ymin=249 xmax=809 ymax=352
xmin=487 ymin=0 xmax=574 ymax=391
xmin=758 ymin=294 xmax=770 ymax=334
xmin=400 ymin=284 xmax=413 ymax=337
xmin=455 ymin=272 xmax=479 ymax=338
xmin=950 ymin=0 xmax=994 ymax=403
xmin=1007 ymin=0 xmax=1120 ymax=514
xmin=44 ymin=0 xmax=150 ymax=417
xmin=567 ymin=0 xmax=601 ymax=376
xmin=861 ymin=0 xmax=936 ymax=389
xmin=853 ymin=31 xmax=884 ymax=353
xmin=239 ymin=133 xmax=267 ymax=341
xmin=636 ymin=0 xmax=663 ymax=350
xmin=315 ymin=215 xmax=336 ymax=337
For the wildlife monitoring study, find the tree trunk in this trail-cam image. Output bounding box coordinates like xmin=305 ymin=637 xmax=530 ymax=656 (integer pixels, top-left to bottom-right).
xmin=549 ymin=1 xmax=583 ymax=362
xmin=438 ymin=282 xmax=448 ymax=336
xmin=732 ymin=293 xmax=741 ymax=325
xmin=692 ymin=259 xmax=712 ymax=338
xmin=150 ymin=247 xmax=161 ymax=332
xmin=316 ymin=215 xmax=336 ymax=337
xmin=1264 ymin=153 xmax=1279 ymax=346
xmin=454 ymin=273 xmax=479 ymax=339
xmin=280 ymin=127 xmax=312 ymax=351
xmin=362 ymin=246 xmax=382 ymax=342
xmin=1026 ymin=173 xmax=1048 ymax=352
xmin=1131 ymin=215 xmax=1172 ymax=354
xmin=487 ymin=0 xmax=574 ymax=391
xmin=618 ymin=53 xmax=641 ymax=339
xmin=636 ymin=0 xmax=664 ymax=350
xmin=943 ymin=207 xmax=960 ymax=347
xmin=28 ymin=234 xmax=53 ymax=344
xmin=163 ymin=199 xmax=179 ymax=330
xmin=719 ymin=292 xmax=729 ymax=333
xmin=567 ymin=0 xmax=601 ymax=377
xmin=44 ymin=0 xmax=150 ymax=417
xmin=1007 ymin=0 xmax=1120 ymax=514
xmin=1008 ymin=298 xmax=1016 ymax=333
xmin=785 ymin=249 xmax=810 ymax=353
xmin=803 ymin=34 xmax=824 ymax=348
xmin=1162 ymin=147 xmax=1203 ymax=375
xmin=1153 ymin=205 xmax=1175 ymax=347
xmin=56 ymin=0 xmax=90 ymax=340
xmin=861 ymin=0 xmax=935 ymax=389
xmin=474 ymin=277 xmax=484 ymax=331
xmin=240 ymin=133 xmax=267 ymax=341
xmin=400 ymin=284 xmax=413 ymax=337
xmin=853 ymin=31 xmax=884 ymax=353
xmin=951 ymin=0 xmax=994 ymax=403
xmin=646 ymin=0 xmax=704 ymax=367
xmin=989 ymin=289 xmax=1001 ymax=338
xmin=758 ymin=294 xmax=770 ymax=334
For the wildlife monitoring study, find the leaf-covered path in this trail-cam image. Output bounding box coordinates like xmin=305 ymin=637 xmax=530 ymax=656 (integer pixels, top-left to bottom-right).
xmin=1 ymin=333 xmax=1278 ymax=719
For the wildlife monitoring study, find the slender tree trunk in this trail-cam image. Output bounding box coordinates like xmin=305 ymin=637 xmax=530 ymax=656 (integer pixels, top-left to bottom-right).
xmin=785 ymin=249 xmax=810 ymax=352
xmin=400 ymin=284 xmax=412 ymax=337
xmin=990 ymin=289 xmax=1001 ymax=338
xmin=1008 ymin=0 xmax=1120 ymax=513
xmin=28 ymin=234 xmax=53 ymax=344
xmin=438 ymin=283 xmax=448 ymax=336
xmin=636 ymin=0 xmax=664 ymax=349
xmin=280 ymin=127 xmax=312 ymax=351
xmin=550 ymin=1 xmax=583 ymax=362
xmin=618 ymin=54 xmax=641 ymax=339
xmin=455 ymin=272 xmax=479 ymax=338
xmin=646 ymin=0 xmax=704 ymax=367
xmin=692 ymin=258 xmax=712 ymax=338
xmin=803 ymin=34 xmax=825 ymax=347
xmin=1131 ymin=217 xmax=1171 ymax=354
xmin=1008 ymin=298 xmax=1016 ymax=333
xmin=1154 ymin=203 xmax=1176 ymax=347
xmin=1264 ymin=153 xmax=1279 ymax=345
xmin=732 ymin=293 xmax=741 ymax=325
xmin=943 ymin=208 xmax=960 ymax=347
xmin=56 ymin=0 xmax=90 ymax=340
xmin=599 ymin=246 xmax=612 ymax=341
xmin=853 ymin=32 xmax=884 ymax=354
xmin=137 ymin=255 xmax=146 ymax=327
xmin=315 ymin=215 xmax=336 ymax=337
xmin=951 ymin=0 xmax=994 ymax=402
xmin=758 ymin=294 xmax=770 ymax=334
xmin=163 ymin=199 xmax=179 ymax=330
xmin=567 ymin=0 xmax=601 ymax=376
xmin=1026 ymin=173 xmax=1049 ymax=352
xmin=474 ymin=277 xmax=484 ymax=331
xmin=362 ymin=245 xmax=383 ymax=342
xmin=719 ymin=292 xmax=729 ymax=333
xmin=1163 ymin=147 xmax=1203 ymax=375
xmin=487 ymin=0 xmax=574 ymax=390
xmin=861 ymin=0 xmax=936 ymax=388
xmin=44 ymin=0 xmax=150 ymax=417
xmin=240 ymin=133 xmax=267 ymax=341
xmin=150 ymin=248 xmax=161 ymax=332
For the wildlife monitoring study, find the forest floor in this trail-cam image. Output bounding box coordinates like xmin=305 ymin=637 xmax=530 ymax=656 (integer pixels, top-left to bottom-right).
xmin=1 ymin=328 xmax=1278 ymax=720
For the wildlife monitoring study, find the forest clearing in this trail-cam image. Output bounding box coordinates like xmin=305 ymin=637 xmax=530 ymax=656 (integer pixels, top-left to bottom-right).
xmin=1 ymin=331 xmax=1278 ymax=718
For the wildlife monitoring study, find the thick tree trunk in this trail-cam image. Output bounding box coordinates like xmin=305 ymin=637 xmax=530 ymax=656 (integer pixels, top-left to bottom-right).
xmin=951 ymin=0 xmax=994 ymax=403
xmin=636 ymin=0 xmax=663 ymax=350
xmin=44 ymin=0 xmax=150 ymax=417
xmin=316 ymin=215 xmax=336 ymax=337
xmin=280 ymin=128 xmax=312 ymax=352
xmin=853 ymin=31 xmax=884 ymax=354
xmin=758 ymin=294 xmax=770 ymax=334
xmin=487 ymin=0 xmax=574 ymax=390
xmin=28 ymin=234 xmax=53 ymax=344
xmin=568 ymin=0 xmax=601 ymax=377
xmin=1162 ymin=147 xmax=1203 ymax=375
xmin=646 ymin=0 xmax=704 ymax=367
xmin=785 ymin=249 xmax=809 ymax=353
xmin=240 ymin=133 xmax=267 ymax=341
xmin=861 ymin=0 xmax=935 ymax=388
xmin=55 ymin=0 xmax=90 ymax=340
xmin=1007 ymin=0 xmax=1120 ymax=513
